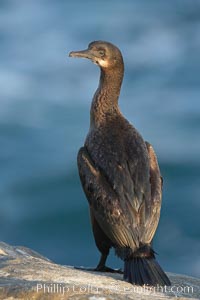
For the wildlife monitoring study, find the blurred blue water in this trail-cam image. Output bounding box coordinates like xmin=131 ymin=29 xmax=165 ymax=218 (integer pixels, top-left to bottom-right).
xmin=0 ymin=0 xmax=200 ymax=278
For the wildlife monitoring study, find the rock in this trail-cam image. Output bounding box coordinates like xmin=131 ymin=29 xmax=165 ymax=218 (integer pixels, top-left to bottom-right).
xmin=0 ymin=242 xmax=199 ymax=300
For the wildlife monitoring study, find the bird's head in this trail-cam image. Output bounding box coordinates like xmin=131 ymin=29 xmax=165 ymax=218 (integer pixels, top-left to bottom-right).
xmin=69 ymin=41 xmax=123 ymax=70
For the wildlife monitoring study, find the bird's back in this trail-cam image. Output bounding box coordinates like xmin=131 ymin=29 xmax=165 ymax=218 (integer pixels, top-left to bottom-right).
xmin=84 ymin=114 xmax=151 ymax=228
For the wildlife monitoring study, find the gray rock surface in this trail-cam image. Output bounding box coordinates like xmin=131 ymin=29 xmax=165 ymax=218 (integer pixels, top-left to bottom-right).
xmin=0 ymin=242 xmax=199 ymax=300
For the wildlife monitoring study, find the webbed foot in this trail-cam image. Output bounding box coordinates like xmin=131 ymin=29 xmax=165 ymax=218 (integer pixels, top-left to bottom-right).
xmin=74 ymin=265 xmax=123 ymax=274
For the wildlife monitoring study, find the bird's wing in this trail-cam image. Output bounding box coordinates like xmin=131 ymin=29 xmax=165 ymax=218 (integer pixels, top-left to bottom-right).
xmin=92 ymin=136 xmax=163 ymax=245
xmin=77 ymin=146 xmax=139 ymax=250
xmin=141 ymin=141 xmax=162 ymax=243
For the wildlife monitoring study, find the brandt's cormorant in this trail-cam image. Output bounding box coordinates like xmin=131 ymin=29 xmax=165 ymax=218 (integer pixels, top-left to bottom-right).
xmin=69 ymin=41 xmax=171 ymax=286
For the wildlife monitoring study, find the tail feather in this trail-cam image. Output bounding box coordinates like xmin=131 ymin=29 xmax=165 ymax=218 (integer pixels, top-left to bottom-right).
xmin=138 ymin=258 xmax=151 ymax=283
xmin=124 ymin=257 xmax=171 ymax=286
xmin=135 ymin=258 xmax=143 ymax=283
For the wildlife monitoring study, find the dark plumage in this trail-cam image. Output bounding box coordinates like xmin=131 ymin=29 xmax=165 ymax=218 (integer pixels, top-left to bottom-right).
xmin=69 ymin=41 xmax=171 ymax=286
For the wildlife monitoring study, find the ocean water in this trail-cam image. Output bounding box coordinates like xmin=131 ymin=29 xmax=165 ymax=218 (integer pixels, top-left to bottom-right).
xmin=0 ymin=0 xmax=200 ymax=278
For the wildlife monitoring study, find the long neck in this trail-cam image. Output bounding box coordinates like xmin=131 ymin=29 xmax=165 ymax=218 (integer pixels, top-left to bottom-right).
xmin=90 ymin=65 xmax=124 ymax=128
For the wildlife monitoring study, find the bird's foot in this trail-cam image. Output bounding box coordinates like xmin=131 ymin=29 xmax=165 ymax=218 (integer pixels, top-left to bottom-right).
xmin=74 ymin=265 xmax=123 ymax=274
xmin=95 ymin=265 xmax=123 ymax=274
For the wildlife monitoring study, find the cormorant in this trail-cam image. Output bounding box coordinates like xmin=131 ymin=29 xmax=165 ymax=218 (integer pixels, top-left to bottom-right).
xmin=69 ymin=41 xmax=171 ymax=286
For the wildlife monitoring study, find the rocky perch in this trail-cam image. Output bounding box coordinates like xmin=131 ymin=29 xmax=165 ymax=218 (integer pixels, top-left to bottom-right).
xmin=0 ymin=242 xmax=199 ymax=300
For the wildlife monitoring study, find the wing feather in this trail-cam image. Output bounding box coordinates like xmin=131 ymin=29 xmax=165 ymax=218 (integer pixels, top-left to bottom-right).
xmin=77 ymin=146 xmax=139 ymax=250
xmin=77 ymin=134 xmax=163 ymax=251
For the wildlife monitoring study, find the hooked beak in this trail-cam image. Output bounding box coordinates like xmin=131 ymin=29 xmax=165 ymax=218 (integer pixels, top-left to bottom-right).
xmin=69 ymin=48 xmax=94 ymax=60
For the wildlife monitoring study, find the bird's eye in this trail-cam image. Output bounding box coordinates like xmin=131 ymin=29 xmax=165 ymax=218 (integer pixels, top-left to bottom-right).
xmin=99 ymin=50 xmax=105 ymax=57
